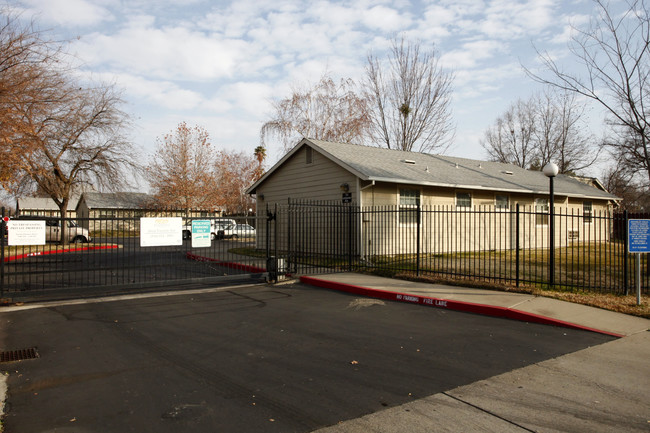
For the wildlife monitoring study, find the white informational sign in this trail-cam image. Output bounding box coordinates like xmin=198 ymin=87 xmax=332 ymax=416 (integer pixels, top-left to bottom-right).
xmin=191 ymin=220 xmax=212 ymax=248
xmin=140 ymin=217 xmax=182 ymax=247
xmin=8 ymin=220 xmax=46 ymax=246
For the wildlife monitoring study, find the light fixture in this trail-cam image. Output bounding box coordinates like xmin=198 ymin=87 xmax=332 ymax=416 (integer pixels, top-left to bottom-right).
xmin=543 ymin=162 xmax=559 ymax=286
xmin=340 ymin=183 xmax=349 ymax=192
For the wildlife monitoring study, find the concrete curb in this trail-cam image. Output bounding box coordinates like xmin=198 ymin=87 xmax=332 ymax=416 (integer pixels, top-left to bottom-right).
xmin=3 ymin=245 xmax=119 ymax=262
xmin=300 ymin=276 xmax=625 ymax=338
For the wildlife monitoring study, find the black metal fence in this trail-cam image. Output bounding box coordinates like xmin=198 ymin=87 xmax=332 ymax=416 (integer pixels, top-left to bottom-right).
xmin=279 ymin=201 xmax=649 ymax=295
xmin=1 ymin=209 xmax=267 ymax=301
xmin=2 ymin=202 xmax=648 ymax=300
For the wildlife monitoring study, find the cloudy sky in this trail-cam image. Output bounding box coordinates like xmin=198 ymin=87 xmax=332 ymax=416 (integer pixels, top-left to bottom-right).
xmin=11 ymin=0 xmax=612 ymax=179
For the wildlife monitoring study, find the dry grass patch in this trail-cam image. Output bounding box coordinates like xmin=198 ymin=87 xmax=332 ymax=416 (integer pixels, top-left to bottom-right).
xmin=392 ymin=272 xmax=650 ymax=319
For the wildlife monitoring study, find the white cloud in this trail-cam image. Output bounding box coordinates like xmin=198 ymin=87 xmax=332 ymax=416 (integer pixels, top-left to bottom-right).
xmin=479 ymin=0 xmax=557 ymax=39
xmin=441 ymin=39 xmax=507 ymax=69
xmin=72 ymin=15 xmax=250 ymax=81
xmin=360 ymin=5 xmax=412 ymax=31
xmin=217 ymin=82 xmax=274 ymax=118
xmin=19 ymin=0 xmax=113 ymax=26
xmin=113 ymin=74 xmax=206 ymax=110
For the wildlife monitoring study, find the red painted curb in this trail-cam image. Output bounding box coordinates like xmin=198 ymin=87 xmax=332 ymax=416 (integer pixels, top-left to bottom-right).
xmin=300 ymin=276 xmax=624 ymax=338
xmin=4 ymin=245 xmax=119 ymax=262
xmin=186 ymin=252 xmax=267 ymax=273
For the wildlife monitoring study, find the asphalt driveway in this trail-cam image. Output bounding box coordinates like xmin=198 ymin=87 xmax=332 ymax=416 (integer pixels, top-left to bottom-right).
xmin=0 ymin=283 xmax=613 ymax=433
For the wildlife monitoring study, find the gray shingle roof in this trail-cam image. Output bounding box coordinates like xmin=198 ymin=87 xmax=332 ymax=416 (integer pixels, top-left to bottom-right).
xmin=80 ymin=192 xmax=152 ymax=209
xmin=17 ymin=196 xmax=80 ymax=211
xmin=306 ymin=139 xmax=617 ymax=200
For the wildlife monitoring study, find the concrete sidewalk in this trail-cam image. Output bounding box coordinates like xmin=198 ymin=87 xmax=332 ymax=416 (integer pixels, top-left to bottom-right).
xmin=300 ymin=273 xmax=650 ymax=337
xmin=301 ymin=273 xmax=650 ymax=433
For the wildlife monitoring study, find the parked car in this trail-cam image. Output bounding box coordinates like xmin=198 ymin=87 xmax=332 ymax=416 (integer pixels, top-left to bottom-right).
xmin=45 ymin=218 xmax=91 ymax=243
xmin=217 ymin=224 xmax=256 ymax=239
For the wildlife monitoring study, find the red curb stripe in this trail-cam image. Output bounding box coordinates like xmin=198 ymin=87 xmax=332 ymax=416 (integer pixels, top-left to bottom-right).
xmin=186 ymin=252 xmax=267 ymax=273
xmin=300 ymin=276 xmax=624 ymax=338
xmin=4 ymin=245 xmax=119 ymax=262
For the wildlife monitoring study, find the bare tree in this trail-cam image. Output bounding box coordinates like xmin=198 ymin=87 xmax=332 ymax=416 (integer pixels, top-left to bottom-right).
xmin=482 ymin=90 xmax=597 ymax=173
xmin=481 ymin=98 xmax=537 ymax=169
xmin=7 ymin=82 xmax=136 ymax=241
xmin=0 ymin=10 xmax=67 ymax=185
xmin=526 ymin=0 xmax=650 ymax=185
xmin=261 ymin=73 xmax=370 ymax=154
xmin=214 ymin=150 xmax=258 ymax=215
xmin=146 ymin=122 xmax=218 ymax=211
xmin=0 ymin=11 xmax=137 ymax=243
xmin=602 ymin=158 xmax=650 ymax=211
xmin=365 ymin=36 xmax=455 ymax=153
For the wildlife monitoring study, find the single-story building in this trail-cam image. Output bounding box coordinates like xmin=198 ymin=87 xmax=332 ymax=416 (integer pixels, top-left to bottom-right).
xmin=246 ymin=138 xmax=619 ymax=256
xmin=16 ymin=196 xmax=80 ymax=219
xmin=76 ymin=192 xmax=224 ymax=233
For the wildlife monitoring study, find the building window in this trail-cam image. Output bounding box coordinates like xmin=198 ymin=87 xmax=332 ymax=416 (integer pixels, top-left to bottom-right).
xmin=399 ymin=189 xmax=420 ymax=224
xmin=535 ymin=198 xmax=549 ymax=225
xmin=495 ymin=195 xmax=509 ymax=210
xmin=456 ymin=192 xmax=471 ymax=209
xmin=306 ymin=147 xmax=313 ymax=164
xmin=583 ymin=201 xmax=593 ymax=223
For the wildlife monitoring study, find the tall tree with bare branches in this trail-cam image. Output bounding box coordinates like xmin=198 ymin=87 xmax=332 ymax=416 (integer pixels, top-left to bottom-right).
xmin=261 ymin=73 xmax=370 ymax=154
xmin=526 ymin=0 xmax=650 ymax=185
xmin=0 ymin=10 xmax=67 ymax=185
xmin=481 ymin=89 xmax=597 ymax=174
xmin=0 ymin=11 xmax=137 ymax=243
xmin=146 ymin=122 xmax=218 ymax=211
xmin=365 ymin=36 xmax=455 ymax=153
xmin=214 ymin=150 xmax=258 ymax=215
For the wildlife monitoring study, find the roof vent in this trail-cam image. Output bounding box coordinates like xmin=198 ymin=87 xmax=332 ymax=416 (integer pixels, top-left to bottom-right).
xmin=403 ymin=159 xmax=416 ymax=164
xmin=478 ymin=164 xmax=482 ymax=169
xmin=455 ymin=163 xmax=459 ymax=168
xmin=502 ymin=170 xmax=514 ymax=175
xmin=425 ymin=166 xmax=429 ymax=173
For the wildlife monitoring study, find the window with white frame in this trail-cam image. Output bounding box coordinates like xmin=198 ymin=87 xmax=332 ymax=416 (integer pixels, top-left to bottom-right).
xmin=583 ymin=201 xmax=593 ymax=223
xmin=399 ymin=189 xmax=420 ymax=224
xmin=535 ymin=198 xmax=549 ymax=225
xmin=495 ymin=194 xmax=509 ymax=210
xmin=456 ymin=192 xmax=471 ymax=209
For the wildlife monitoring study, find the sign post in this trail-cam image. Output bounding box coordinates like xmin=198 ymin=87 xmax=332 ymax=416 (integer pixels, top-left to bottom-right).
xmin=628 ymin=219 xmax=650 ymax=306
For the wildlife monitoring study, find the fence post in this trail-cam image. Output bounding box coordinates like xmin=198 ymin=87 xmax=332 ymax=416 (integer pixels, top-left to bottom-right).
xmin=287 ymin=199 xmax=292 ymax=273
xmin=516 ymin=204 xmax=520 ymax=288
xmin=348 ymin=205 xmax=353 ymax=272
xmin=416 ymin=203 xmax=421 ymax=277
xmin=1 ymin=206 xmax=4 ymax=298
xmin=622 ymin=209 xmax=630 ymax=296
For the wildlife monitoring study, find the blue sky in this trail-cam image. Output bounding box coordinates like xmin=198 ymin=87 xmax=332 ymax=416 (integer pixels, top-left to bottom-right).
xmin=11 ymin=0 xmax=611 ymax=176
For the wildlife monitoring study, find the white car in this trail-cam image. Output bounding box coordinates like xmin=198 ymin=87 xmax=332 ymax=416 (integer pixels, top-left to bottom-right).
xmin=217 ymin=224 xmax=256 ymax=239
xmin=182 ymin=218 xmax=237 ymax=240
xmin=45 ymin=218 xmax=92 ymax=243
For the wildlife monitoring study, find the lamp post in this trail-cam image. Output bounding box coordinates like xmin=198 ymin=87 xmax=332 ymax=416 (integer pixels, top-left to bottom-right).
xmin=543 ymin=162 xmax=559 ymax=287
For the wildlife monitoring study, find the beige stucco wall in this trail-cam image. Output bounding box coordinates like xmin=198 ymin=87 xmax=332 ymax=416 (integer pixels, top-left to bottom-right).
xmin=254 ymin=146 xmax=358 ymax=251
xmin=358 ymin=183 xmax=614 ymax=256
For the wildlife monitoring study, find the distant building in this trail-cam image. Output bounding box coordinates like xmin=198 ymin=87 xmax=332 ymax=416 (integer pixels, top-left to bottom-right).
xmin=16 ymin=196 xmax=80 ymax=219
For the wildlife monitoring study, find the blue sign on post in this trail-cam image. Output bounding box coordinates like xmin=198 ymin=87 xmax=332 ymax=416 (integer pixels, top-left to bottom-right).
xmin=192 ymin=220 xmax=212 ymax=248
xmin=628 ymin=219 xmax=650 ymax=253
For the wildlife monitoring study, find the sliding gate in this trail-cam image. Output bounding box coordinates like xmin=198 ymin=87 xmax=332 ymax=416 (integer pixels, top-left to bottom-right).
xmin=1 ymin=211 xmax=268 ymax=302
